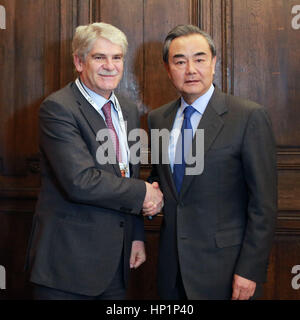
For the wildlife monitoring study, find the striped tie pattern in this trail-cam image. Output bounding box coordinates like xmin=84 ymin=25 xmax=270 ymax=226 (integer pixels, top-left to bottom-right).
xmin=102 ymin=101 xmax=122 ymax=162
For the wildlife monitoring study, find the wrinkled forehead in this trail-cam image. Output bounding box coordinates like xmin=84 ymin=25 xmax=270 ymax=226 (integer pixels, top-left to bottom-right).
xmin=88 ymin=36 xmax=124 ymax=55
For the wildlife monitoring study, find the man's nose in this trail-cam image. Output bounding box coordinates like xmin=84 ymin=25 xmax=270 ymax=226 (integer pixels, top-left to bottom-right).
xmin=186 ymin=60 xmax=196 ymax=74
xmin=103 ymin=58 xmax=114 ymax=70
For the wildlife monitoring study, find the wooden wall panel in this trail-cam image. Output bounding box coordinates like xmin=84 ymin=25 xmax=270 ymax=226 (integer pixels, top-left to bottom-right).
xmin=229 ymin=0 xmax=300 ymax=299
xmin=0 ymin=0 xmax=91 ymax=300
xmin=143 ymin=0 xmax=192 ymax=109
xmin=200 ymin=0 xmax=233 ymax=92
xmin=0 ymin=209 xmax=34 ymax=299
xmin=232 ymin=0 xmax=300 ymax=147
xmin=127 ymin=225 xmax=161 ymax=299
xmin=263 ymin=236 xmax=300 ymax=300
xmin=0 ymin=0 xmax=91 ymax=196
xmin=94 ymin=0 xmax=197 ymax=129
xmin=0 ymin=0 xmax=300 ymax=300
xmin=96 ymin=0 xmax=145 ymax=117
xmin=59 ymin=0 xmax=92 ymax=87
xmin=278 ymin=171 xmax=300 ymax=211
xmin=0 ymin=0 xmax=42 ymax=176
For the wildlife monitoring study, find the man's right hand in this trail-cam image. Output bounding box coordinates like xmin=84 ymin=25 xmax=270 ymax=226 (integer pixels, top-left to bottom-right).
xmin=143 ymin=182 xmax=164 ymax=217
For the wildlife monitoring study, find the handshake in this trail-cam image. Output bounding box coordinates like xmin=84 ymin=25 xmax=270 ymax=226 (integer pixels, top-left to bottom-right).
xmin=142 ymin=182 xmax=164 ymax=218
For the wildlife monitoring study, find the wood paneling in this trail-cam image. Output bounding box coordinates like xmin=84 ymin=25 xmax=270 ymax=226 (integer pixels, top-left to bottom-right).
xmin=127 ymin=220 xmax=162 ymax=299
xmin=0 ymin=0 xmax=300 ymax=300
xmin=200 ymin=0 xmax=233 ymax=92
xmin=232 ymin=0 xmax=300 ymax=147
xmin=0 ymin=207 xmax=35 ymax=299
xmin=96 ymin=0 xmax=145 ymax=118
xmin=263 ymin=235 xmax=300 ymax=299
xmin=228 ymin=0 xmax=300 ymax=300
xmin=0 ymin=0 xmax=91 ymax=191
xmin=0 ymin=0 xmax=91 ymax=299
xmin=94 ymin=0 xmax=196 ymax=128
xmin=0 ymin=0 xmax=41 ymax=176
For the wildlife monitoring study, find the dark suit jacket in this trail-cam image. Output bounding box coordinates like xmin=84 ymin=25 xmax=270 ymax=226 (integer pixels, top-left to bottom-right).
xmin=148 ymin=87 xmax=277 ymax=299
xmin=25 ymin=82 xmax=146 ymax=296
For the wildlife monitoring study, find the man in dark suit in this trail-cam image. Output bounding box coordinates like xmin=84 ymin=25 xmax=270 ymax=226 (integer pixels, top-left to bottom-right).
xmin=25 ymin=22 xmax=163 ymax=300
xmin=147 ymin=24 xmax=277 ymax=300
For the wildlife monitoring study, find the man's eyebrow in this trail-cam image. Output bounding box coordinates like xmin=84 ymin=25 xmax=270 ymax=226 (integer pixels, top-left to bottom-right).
xmin=172 ymin=54 xmax=186 ymax=59
xmin=91 ymin=53 xmax=105 ymax=57
xmin=91 ymin=53 xmax=123 ymax=57
xmin=172 ymin=52 xmax=207 ymax=59
xmin=194 ymin=52 xmax=207 ymax=57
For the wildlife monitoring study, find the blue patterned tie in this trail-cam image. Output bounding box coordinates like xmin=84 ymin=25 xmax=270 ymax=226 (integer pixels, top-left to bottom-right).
xmin=173 ymin=105 xmax=196 ymax=193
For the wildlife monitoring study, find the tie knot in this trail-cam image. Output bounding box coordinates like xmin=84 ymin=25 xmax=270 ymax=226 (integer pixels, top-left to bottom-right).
xmin=102 ymin=101 xmax=112 ymax=119
xmin=184 ymin=105 xmax=196 ymax=119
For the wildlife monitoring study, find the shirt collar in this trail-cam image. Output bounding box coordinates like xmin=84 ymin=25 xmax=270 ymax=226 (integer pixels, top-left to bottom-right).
xmin=179 ymin=84 xmax=215 ymax=116
xmin=80 ymin=80 xmax=118 ymax=112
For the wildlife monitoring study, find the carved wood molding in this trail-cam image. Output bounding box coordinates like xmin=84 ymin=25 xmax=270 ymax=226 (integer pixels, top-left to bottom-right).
xmin=198 ymin=0 xmax=233 ymax=94
xmin=0 ymin=155 xmax=40 ymax=175
xmin=0 ymin=188 xmax=39 ymax=200
xmin=276 ymin=212 xmax=300 ymax=236
xmin=190 ymin=0 xmax=201 ymax=26
xmin=58 ymin=0 xmax=93 ymax=87
xmin=90 ymin=0 xmax=100 ymax=22
xmin=277 ymin=147 xmax=300 ymax=170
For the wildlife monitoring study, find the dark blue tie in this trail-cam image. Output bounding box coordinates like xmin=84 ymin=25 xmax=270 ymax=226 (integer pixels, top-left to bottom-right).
xmin=173 ymin=105 xmax=196 ymax=193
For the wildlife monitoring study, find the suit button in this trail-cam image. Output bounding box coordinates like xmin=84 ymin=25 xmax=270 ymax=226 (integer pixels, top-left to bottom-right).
xmin=178 ymin=202 xmax=184 ymax=208
xmin=120 ymin=221 xmax=124 ymax=228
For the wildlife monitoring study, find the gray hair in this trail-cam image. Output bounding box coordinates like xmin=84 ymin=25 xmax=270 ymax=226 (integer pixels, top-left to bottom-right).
xmin=163 ymin=24 xmax=216 ymax=63
xmin=72 ymin=22 xmax=128 ymax=61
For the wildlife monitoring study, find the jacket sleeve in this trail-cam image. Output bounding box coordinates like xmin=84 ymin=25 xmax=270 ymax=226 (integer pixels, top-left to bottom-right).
xmin=39 ymin=99 xmax=146 ymax=215
xmin=234 ymin=107 xmax=277 ymax=282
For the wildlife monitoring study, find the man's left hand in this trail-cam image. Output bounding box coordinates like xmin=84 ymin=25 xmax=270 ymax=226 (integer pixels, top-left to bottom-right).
xmin=130 ymin=240 xmax=146 ymax=269
xmin=231 ymin=274 xmax=256 ymax=300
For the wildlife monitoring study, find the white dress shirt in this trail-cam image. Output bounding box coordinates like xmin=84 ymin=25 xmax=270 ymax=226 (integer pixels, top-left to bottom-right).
xmin=169 ymin=84 xmax=215 ymax=171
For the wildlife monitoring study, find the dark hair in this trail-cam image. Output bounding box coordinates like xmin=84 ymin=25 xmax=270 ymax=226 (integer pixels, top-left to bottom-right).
xmin=163 ymin=24 xmax=216 ymax=63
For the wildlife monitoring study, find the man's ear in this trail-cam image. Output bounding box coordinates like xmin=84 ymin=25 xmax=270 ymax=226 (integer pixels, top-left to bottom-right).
xmin=164 ymin=62 xmax=171 ymax=79
xmin=73 ymin=54 xmax=84 ymax=73
xmin=212 ymin=56 xmax=217 ymax=75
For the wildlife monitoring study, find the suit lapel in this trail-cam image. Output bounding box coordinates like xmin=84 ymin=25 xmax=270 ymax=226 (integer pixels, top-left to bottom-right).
xmin=180 ymin=87 xmax=227 ymax=198
xmin=117 ymin=95 xmax=130 ymax=137
xmin=71 ymin=83 xmax=122 ymax=177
